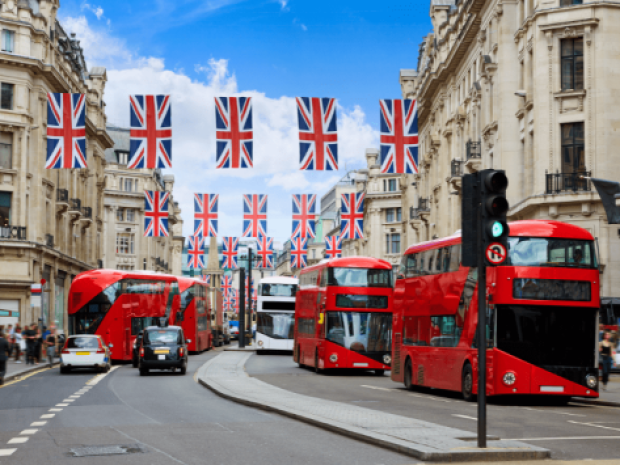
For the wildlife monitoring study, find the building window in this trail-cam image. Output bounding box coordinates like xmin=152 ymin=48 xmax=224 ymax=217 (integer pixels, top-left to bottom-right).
xmin=386 ymin=233 xmax=401 ymax=254
xmin=561 ymin=38 xmax=583 ymax=91
xmin=117 ymin=150 xmax=129 ymax=165
xmin=126 ymin=209 xmax=135 ymax=222
xmin=1 ymin=83 xmax=14 ymax=110
xmin=312 ymin=249 xmax=316 ymax=259
xmin=386 ymin=208 xmax=402 ymax=223
xmin=2 ymin=30 xmax=14 ymax=53
xmin=0 ymin=132 xmax=12 ymax=169
xmin=396 ymin=207 xmax=402 ymax=222
xmin=383 ymin=179 xmax=397 ymax=192
xmin=0 ymin=191 xmax=10 ymax=227
xmin=560 ymin=0 xmax=582 ymax=6
xmin=124 ymin=178 xmax=133 ymax=192
xmin=116 ymin=209 xmax=124 ymax=222
xmin=116 ymin=233 xmax=135 ymax=255
xmin=561 ymin=123 xmax=585 ymax=173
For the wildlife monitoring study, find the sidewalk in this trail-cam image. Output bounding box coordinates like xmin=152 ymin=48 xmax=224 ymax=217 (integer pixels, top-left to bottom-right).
xmin=572 ymin=375 xmax=620 ymax=407
xmin=197 ymin=352 xmax=550 ymax=462
xmin=223 ymin=341 xmax=257 ymax=352
xmin=3 ymin=357 xmax=59 ymax=383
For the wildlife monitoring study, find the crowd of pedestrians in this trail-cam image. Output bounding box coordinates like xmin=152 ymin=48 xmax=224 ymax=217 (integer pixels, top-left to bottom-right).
xmin=0 ymin=324 xmax=59 ymax=384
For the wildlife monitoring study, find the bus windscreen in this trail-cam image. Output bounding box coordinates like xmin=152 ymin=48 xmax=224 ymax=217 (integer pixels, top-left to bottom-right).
xmin=261 ymin=283 xmax=298 ymax=297
xmin=507 ymin=237 xmax=597 ymax=268
xmin=257 ymin=312 xmax=295 ymax=339
xmin=326 ymin=312 xmax=391 ymax=353
xmin=328 ymin=268 xmax=392 ymax=288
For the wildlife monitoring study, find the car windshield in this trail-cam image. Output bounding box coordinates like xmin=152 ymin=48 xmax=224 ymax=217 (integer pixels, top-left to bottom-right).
xmin=325 ymin=312 xmax=392 ymax=353
xmin=67 ymin=337 xmax=100 ymax=349
xmin=328 ymin=268 xmax=392 ymax=288
xmin=261 ymin=283 xmax=298 ymax=297
xmin=257 ymin=312 xmax=295 ymax=339
xmin=144 ymin=330 xmax=180 ymax=345
xmin=507 ymin=237 xmax=597 ymax=268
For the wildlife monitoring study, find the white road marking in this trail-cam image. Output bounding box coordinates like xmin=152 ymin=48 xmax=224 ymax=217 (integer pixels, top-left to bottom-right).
xmin=86 ymin=365 xmax=119 ymax=386
xmin=56 ymin=403 xmax=69 ymax=407
xmin=19 ymin=429 xmax=38 ymax=435
xmin=0 ymin=449 xmax=17 ymax=456
xmin=48 ymin=408 xmax=63 ymax=412
xmin=40 ymin=414 xmax=55 ymax=419
xmin=360 ymin=385 xmax=391 ymax=391
xmin=63 ymin=399 xmax=75 ymax=402
xmin=30 ymin=422 xmax=46 ymax=427
xmin=523 ymin=407 xmax=585 ymax=417
xmin=505 ymin=436 xmax=620 ymax=441
xmin=360 ymin=385 xmax=452 ymax=402
xmin=452 ymin=414 xmax=477 ymax=420
xmin=568 ymin=420 xmax=620 ymax=432
xmin=8 ymin=437 xmax=28 ymax=444
xmin=69 ymin=395 xmax=80 ymax=398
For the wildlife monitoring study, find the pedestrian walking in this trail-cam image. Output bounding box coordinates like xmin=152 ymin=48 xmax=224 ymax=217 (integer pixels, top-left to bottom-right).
xmin=23 ymin=324 xmax=37 ymax=365
xmin=34 ymin=325 xmax=42 ymax=365
xmin=0 ymin=329 xmax=10 ymax=385
xmin=600 ymin=330 xmax=616 ymax=390
xmin=5 ymin=324 xmax=13 ymax=358
xmin=13 ymin=325 xmax=22 ymax=363
xmin=45 ymin=327 xmax=56 ymax=368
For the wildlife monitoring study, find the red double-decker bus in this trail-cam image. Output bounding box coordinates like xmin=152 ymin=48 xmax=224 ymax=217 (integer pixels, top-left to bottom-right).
xmin=174 ymin=277 xmax=212 ymax=353
xmin=391 ymin=220 xmax=600 ymax=400
xmin=68 ymin=270 xmax=179 ymax=361
xmin=293 ymin=257 xmax=393 ymax=375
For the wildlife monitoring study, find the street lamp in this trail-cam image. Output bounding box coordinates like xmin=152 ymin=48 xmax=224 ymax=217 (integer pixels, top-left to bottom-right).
xmin=237 ymin=241 xmax=262 ymax=348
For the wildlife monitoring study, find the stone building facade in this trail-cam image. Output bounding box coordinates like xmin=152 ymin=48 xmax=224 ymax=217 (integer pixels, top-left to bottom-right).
xmin=403 ymin=0 xmax=620 ymax=296
xmin=0 ymin=1 xmax=113 ymax=332
xmin=102 ymin=125 xmax=184 ymax=276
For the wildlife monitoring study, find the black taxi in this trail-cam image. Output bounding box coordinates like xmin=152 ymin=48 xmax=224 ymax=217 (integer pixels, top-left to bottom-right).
xmin=139 ymin=323 xmax=190 ymax=376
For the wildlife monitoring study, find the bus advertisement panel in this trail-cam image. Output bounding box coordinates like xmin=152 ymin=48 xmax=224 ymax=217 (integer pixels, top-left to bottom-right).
xmin=294 ymin=257 xmax=393 ymax=375
xmin=391 ymin=220 xmax=600 ymax=400
xmin=176 ymin=277 xmax=212 ymax=353
xmin=256 ymin=276 xmax=298 ymax=352
xmin=68 ymin=270 xmax=180 ymax=361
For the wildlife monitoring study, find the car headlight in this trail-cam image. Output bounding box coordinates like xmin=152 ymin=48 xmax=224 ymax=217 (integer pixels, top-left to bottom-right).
xmin=383 ymin=354 xmax=391 ymax=365
xmin=586 ymin=374 xmax=597 ymax=389
xmin=329 ymin=354 xmax=338 ymax=363
xmin=502 ymin=372 xmax=516 ymax=386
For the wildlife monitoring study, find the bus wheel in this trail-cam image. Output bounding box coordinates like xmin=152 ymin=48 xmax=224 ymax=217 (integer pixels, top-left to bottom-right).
xmin=374 ymin=369 xmax=385 ymax=376
xmin=297 ymin=346 xmax=304 ymax=368
xmin=315 ymin=352 xmax=322 ymax=374
xmin=404 ymin=359 xmax=413 ymax=390
xmin=462 ymin=364 xmax=475 ymax=402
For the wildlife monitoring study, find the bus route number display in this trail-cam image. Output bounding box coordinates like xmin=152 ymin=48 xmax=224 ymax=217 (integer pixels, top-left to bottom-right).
xmin=486 ymin=243 xmax=507 ymax=265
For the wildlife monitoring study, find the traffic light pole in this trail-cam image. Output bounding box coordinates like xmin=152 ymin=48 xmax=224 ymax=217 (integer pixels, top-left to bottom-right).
xmin=247 ymin=247 xmax=253 ymax=344
xmin=477 ymin=206 xmax=487 ymax=449
xmin=239 ymin=267 xmax=245 ymax=349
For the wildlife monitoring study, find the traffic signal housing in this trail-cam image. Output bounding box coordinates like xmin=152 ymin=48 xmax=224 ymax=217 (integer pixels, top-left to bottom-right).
xmin=480 ymin=169 xmax=509 ymax=265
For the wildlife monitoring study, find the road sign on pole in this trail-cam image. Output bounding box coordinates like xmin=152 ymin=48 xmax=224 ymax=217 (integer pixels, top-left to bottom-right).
xmin=485 ymin=243 xmax=507 ymax=265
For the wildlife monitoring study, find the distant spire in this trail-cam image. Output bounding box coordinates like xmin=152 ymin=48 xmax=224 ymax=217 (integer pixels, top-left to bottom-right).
xmin=206 ymin=236 xmax=221 ymax=272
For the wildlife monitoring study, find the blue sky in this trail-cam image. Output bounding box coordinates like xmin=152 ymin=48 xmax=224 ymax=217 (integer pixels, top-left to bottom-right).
xmin=59 ymin=0 xmax=431 ymax=244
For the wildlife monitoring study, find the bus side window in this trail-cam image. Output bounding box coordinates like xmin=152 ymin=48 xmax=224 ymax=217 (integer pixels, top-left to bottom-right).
xmin=436 ymin=248 xmax=443 ymax=272
xmin=418 ymin=252 xmax=426 ymax=276
xmin=449 ymin=244 xmax=461 ymax=272
xmin=428 ymin=251 xmax=434 ymax=273
xmin=398 ymin=255 xmax=407 ymax=279
xmin=442 ymin=247 xmax=451 ymax=272
xmin=406 ymin=254 xmax=417 ymax=277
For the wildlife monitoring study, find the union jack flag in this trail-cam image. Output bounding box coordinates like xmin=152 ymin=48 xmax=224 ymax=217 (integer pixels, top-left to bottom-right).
xmin=221 ymin=238 xmax=239 ymax=269
xmin=292 ymin=194 xmax=317 ymax=239
xmin=144 ymin=190 xmax=170 ymax=237
xmin=290 ymin=236 xmax=308 ymax=269
xmin=194 ymin=194 xmax=218 ymax=238
xmin=215 ymin=97 xmax=253 ymax=169
xmin=223 ymin=294 xmax=232 ymax=312
xmin=129 ymin=95 xmax=172 ymax=169
xmin=296 ymin=97 xmax=338 ymax=170
xmin=46 ymin=93 xmax=87 ymax=169
xmin=256 ymin=234 xmax=274 ymax=269
xmin=198 ymin=275 xmax=211 ymax=286
xmin=243 ymin=194 xmax=267 ymax=238
xmin=340 ymin=192 xmax=365 ymax=240
xmin=221 ymin=275 xmax=233 ymax=295
xmin=187 ymin=236 xmax=205 ymax=269
xmin=324 ymin=235 xmax=342 ymax=259
xmin=379 ymin=99 xmax=418 ymax=174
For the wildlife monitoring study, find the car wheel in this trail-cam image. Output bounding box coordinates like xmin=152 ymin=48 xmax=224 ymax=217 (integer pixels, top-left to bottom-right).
xmin=139 ymin=367 xmax=149 ymax=376
xmin=374 ymin=369 xmax=385 ymax=376
xmin=404 ymin=359 xmax=413 ymax=390
xmin=180 ymin=364 xmax=187 ymax=375
xmin=60 ymin=366 xmax=69 ymax=374
xmin=462 ymin=363 xmax=475 ymax=402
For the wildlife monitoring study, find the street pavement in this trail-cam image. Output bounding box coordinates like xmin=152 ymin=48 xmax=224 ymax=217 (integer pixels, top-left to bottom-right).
xmin=0 ymin=349 xmax=417 ymax=465
xmin=246 ymin=354 xmax=620 ymax=462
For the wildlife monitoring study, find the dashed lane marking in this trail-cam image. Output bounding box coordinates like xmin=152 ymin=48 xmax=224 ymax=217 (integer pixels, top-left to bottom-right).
xmin=452 ymin=414 xmax=477 ymax=421
xmin=63 ymin=399 xmax=75 ymax=402
xmin=359 ymin=385 xmax=391 ymax=391
xmin=8 ymin=437 xmax=28 ymax=444
xmin=30 ymin=422 xmax=46 ymax=427
xmin=359 ymin=385 xmax=453 ymax=402
xmin=568 ymin=420 xmax=620 ymax=432
xmin=48 ymin=408 xmax=63 ymax=412
xmin=56 ymin=403 xmax=69 ymax=407
xmin=0 ymin=449 xmax=17 ymax=456
xmin=20 ymin=429 xmax=38 ymax=435
xmin=40 ymin=414 xmax=55 ymax=419
xmin=523 ymin=407 xmax=586 ymax=417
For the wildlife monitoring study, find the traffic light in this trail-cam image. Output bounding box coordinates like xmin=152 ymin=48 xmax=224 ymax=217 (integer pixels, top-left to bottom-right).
xmin=461 ymin=173 xmax=480 ymax=267
xmin=480 ymin=169 xmax=509 ymax=265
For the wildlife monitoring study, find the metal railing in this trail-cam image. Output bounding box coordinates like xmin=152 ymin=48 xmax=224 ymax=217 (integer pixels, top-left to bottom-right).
xmin=69 ymin=198 xmax=81 ymax=211
xmin=82 ymin=206 xmax=92 ymax=219
xmin=466 ymin=139 xmax=481 ymax=160
xmin=451 ymin=159 xmax=464 ymax=177
xmin=56 ymin=189 xmax=68 ymax=203
xmin=45 ymin=234 xmax=54 ymax=247
xmin=546 ymin=171 xmax=591 ymax=194
xmin=0 ymin=225 xmax=27 ymax=240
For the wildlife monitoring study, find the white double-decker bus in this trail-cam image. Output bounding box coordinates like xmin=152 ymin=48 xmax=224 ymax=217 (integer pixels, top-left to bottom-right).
xmin=256 ymin=276 xmax=298 ymax=352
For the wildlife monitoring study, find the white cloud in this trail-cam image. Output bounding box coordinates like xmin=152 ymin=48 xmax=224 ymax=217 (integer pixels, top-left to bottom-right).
xmin=65 ymin=16 xmax=378 ymax=241
xmin=301 ymin=24 xmax=308 ymax=31
xmin=278 ymin=0 xmax=289 ymax=11
xmin=81 ymin=3 xmax=104 ymax=20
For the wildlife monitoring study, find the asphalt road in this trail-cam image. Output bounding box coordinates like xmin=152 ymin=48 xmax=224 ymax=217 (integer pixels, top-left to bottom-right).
xmin=0 ymin=349 xmax=417 ymax=465
xmin=247 ymin=354 xmax=620 ymax=462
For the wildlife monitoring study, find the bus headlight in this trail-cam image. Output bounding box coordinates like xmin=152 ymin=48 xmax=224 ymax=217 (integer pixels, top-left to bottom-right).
xmin=502 ymin=372 xmax=516 ymax=386
xmin=258 ymin=340 xmax=263 ymax=347
xmin=383 ymin=354 xmax=391 ymax=365
xmin=329 ymin=354 xmax=338 ymax=363
xmin=586 ymin=374 xmax=597 ymax=389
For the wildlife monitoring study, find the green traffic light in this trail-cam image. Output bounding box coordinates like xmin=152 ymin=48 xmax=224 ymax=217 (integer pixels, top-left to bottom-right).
xmin=491 ymin=221 xmax=504 ymax=237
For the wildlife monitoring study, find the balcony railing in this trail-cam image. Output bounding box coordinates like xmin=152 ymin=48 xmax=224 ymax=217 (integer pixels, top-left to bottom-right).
xmin=418 ymin=198 xmax=430 ymax=212
xmin=0 ymin=225 xmax=27 ymax=240
xmin=82 ymin=206 xmax=92 ymax=219
xmin=69 ymin=198 xmax=81 ymax=211
xmin=545 ymin=171 xmax=591 ymax=194
xmin=409 ymin=206 xmax=419 ymax=220
xmin=45 ymin=234 xmax=54 ymax=247
xmin=466 ymin=139 xmax=481 ymax=160
xmin=451 ymin=159 xmax=464 ymax=178
xmin=56 ymin=189 xmax=68 ymax=203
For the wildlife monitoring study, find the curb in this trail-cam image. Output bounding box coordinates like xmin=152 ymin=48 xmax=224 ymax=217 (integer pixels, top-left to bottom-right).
xmin=4 ymin=363 xmax=59 ymax=383
xmin=197 ymin=354 xmax=550 ymax=463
